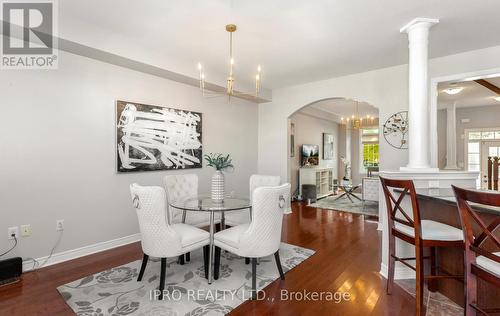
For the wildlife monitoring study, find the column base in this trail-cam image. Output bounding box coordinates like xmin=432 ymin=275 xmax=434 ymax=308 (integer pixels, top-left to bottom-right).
xmin=399 ymin=166 xmax=440 ymax=173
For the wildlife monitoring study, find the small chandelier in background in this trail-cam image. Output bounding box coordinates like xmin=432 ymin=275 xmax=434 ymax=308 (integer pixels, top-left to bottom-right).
xmin=197 ymin=24 xmax=262 ymax=100
xmin=340 ymin=100 xmax=375 ymax=129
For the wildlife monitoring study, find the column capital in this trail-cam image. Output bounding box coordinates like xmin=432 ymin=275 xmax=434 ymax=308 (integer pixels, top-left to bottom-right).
xmin=400 ymin=17 xmax=439 ymax=34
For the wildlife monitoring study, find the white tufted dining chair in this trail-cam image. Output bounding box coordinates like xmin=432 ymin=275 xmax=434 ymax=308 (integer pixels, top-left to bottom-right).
xmin=130 ymin=183 xmax=210 ymax=300
xmin=213 ymin=183 xmax=291 ymax=299
xmin=163 ymin=174 xmax=222 ymax=228
xmin=225 ymin=174 xmax=281 ymax=227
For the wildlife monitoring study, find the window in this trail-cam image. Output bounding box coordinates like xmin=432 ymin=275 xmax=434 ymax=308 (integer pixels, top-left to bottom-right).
xmin=361 ymin=127 xmax=379 ymax=171
xmin=467 ymin=130 xmax=500 ymax=141
xmin=467 ymin=142 xmax=480 ymax=172
xmin=466 ymin=129 xmax=500 ymax=171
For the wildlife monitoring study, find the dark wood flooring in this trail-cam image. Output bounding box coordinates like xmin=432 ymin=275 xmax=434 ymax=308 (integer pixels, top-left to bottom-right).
xmin=0 ymin=202 xmax=417 ymax=315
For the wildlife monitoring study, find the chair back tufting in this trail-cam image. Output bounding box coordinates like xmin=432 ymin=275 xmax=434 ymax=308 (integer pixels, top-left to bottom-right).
xmin=163 ymin=174 xmax=199 ymax=224
xmin=239 ymin=183 xmax=291 ymax=257
xmin=130 ymin=183 xmax=182 ymax=257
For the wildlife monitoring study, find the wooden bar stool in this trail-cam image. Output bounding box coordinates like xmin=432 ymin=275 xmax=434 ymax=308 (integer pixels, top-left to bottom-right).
xmin=380 ymin=178 xmax=464 ymax=316
xmin=453 ymin=186 xmax=500 ymax=316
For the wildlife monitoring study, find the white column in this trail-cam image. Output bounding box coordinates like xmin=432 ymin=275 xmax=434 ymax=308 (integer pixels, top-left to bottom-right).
xmin=400 ymin=18 xmax=439 ymax=171
xmin=444 ymin=102 xmax=458 ymax=169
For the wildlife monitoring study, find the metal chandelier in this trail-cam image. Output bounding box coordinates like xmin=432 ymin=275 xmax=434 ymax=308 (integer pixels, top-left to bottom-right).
xmin=197 ymin=24 xmax=261 ymax=100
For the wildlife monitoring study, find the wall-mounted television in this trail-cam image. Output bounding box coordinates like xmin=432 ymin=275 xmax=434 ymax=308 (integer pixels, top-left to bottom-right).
xmin=301 ymin=144 xmax=319 ymax=166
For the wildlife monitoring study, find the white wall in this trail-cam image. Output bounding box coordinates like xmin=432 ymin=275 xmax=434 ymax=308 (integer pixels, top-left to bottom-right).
xmin=437 ymin=104 xmax=500 ymax=169
xmin=0 ymin=51 xmax=259 ymax=260
xmin=288 ymin=112 xmax=339 ymax=194
xmin=258 ymin=45 xmax=500 ymax=183
xmin=258 ymin=64 xmax=408 ymax=182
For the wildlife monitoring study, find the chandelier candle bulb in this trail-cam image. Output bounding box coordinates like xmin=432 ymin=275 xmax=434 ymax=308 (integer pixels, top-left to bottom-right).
xmin=196 ymin=24 xmax=262 ymax=99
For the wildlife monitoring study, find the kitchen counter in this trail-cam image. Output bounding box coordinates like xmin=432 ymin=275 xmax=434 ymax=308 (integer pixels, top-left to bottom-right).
xmin=394 ymin=187 xmax=500 ymax=215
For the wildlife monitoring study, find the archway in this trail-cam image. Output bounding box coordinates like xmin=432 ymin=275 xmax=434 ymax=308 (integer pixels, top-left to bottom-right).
xmin=287 ymin=97 xmax=380 ymax=199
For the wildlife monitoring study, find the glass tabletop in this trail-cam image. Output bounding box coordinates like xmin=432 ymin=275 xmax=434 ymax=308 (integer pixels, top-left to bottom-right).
xmin=168 ymin=195 xmax=251 ymax=212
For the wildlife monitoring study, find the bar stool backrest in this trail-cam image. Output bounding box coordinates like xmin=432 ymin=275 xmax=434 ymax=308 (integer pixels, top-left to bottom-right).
xmin=380 ymin=177 xmax=423 ymax=241
xmin=452 ymin=186 xmax=500 ymax=267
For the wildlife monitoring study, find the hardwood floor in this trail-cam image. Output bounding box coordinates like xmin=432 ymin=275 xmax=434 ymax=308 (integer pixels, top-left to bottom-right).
xmin=0 ymin=203 xmax=417 ymax=315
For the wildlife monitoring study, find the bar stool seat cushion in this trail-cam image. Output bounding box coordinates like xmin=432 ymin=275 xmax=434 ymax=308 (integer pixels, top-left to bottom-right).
xmin=395 ymin=220 xmax=463 ymax=241
xmin=476 ymin=252 xmax=500 ymax=276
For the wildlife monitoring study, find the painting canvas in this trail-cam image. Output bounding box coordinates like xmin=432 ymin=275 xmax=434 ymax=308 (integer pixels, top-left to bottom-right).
xmin=323 ymin=133 xmax=334 ymax=160
xmin=301 ymin=144 xmax=319 ymax=166
xmin=290 ymin=123 xmax=295 ymax=157
xmin=116 ymin=100 xmax=202 ymax=172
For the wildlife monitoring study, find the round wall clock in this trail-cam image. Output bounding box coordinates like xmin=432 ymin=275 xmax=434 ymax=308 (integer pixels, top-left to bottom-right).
xmin=383 ymin=111 xmax=408 ymax=149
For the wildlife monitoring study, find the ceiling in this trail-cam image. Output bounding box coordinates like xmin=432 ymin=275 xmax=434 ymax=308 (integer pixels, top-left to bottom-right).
xmin=438 ymin=76 xmax=500 ymax=109
xmin=59 ymin=0 xmax=500 ymax=90
xmin=304 ymin=98 xmax=379 ymax=120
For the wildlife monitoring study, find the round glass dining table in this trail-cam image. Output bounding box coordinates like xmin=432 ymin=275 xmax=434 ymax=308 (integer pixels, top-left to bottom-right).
xmin=168 ymin=195 xmax=251 ymax=284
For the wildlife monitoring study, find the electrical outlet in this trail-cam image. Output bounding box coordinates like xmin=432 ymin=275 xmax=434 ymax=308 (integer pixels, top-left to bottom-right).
xmin=56 ymin=220 xmax=64 ymax=231
xmin=8 ymin=226 xmax=18 ymax=240
xmin=21 ymin=224 xmax=32 ymax=237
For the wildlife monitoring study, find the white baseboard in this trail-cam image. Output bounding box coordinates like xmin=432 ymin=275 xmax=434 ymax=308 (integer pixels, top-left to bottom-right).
xmin=380 ymin=262 xmax=416 ymax=280
xmin=23 ymin=233 xmax=141 ymax=272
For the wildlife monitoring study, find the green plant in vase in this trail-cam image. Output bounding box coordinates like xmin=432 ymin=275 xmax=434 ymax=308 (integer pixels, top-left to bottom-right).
xmin=204 ymin=153 xmax=234 ymax=201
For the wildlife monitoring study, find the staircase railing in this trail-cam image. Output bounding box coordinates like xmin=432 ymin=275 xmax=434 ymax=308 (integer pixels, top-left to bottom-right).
xmin=487 ymin=156 xmax=499 ymax=190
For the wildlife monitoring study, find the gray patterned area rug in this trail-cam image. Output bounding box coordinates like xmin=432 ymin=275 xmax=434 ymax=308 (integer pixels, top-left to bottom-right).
xmin=309 ymin=194 xmax=379 ymax=217
xmin=58 ymin=243 xmax=314 ymax=316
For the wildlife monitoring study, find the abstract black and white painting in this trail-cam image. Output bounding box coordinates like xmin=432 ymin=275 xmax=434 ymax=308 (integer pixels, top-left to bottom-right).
xmin=116 ymin=100 xmax=202 ymax=172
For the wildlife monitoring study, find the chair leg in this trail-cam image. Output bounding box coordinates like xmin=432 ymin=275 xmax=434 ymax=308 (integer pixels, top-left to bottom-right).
xmin=415 ymin=243 xmax=425 ymax=316
xmin=137 ymin=254 xmax=149 ymax=281
xmin=245 ymin=257 xmax=250 ymax=265
xmin=159 ymin=258 xmax=167 ymax=300
xmin=214 ymin=246 xmax=221 ymax=280
xmin=428 ymin=247 xmax=438 ymax=292
xmin=387 ymin=233 xmax=396 ymax=295
xmin=274 ymin=251 xmax=285 ymax=280
xmin=251 ymin=258 xmax=257 ymax=300
xmin=465 ymin=260 xmax=477 ymax=316
xmin=178 ymin=255 xmax=185 ymax=265
xmin=185 ymin=252 xmax=190 ymax=262
xmin=203 ymin=245 xmax=209 ymax=279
